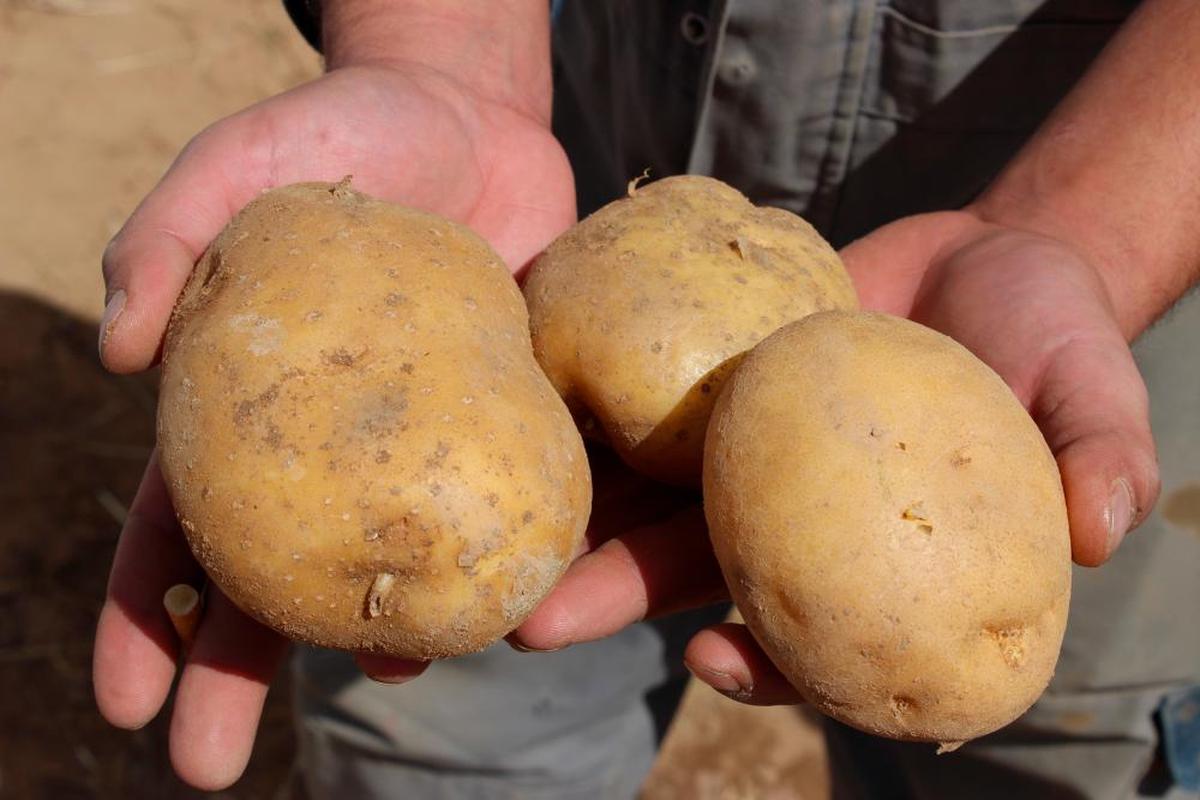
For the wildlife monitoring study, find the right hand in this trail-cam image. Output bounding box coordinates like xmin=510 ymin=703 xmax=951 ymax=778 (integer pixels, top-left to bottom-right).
xmin=93 ymin=63 xmax=575 ymax=790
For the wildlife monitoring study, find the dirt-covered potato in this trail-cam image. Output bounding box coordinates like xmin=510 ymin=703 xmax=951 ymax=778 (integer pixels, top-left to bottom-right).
xmin=704 ymin=311 xmax=1071 ymax=748
xmin=157 ymin=181 xmax=591 ymax=659
xmin=524 ymin=175 xmax=857 ymax=486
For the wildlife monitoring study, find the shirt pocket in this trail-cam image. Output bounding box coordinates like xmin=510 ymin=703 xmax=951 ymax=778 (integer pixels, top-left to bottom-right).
xmin=863 ymin=1 xmax=1138 ymax=130
xmin=830 ymin=0 xmax=1136 ymax=243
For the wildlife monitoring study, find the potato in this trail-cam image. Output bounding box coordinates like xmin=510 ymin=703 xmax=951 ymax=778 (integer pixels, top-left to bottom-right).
xmin=157 ymin=181 xmax=591 ymax=659
xmin=524 ymin=175 xmax=857 ymax=485
xmin=703 ymin=311 xmax=1071 ymax=747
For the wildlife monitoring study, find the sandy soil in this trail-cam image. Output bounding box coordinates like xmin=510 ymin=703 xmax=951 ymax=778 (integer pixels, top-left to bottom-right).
xmin=0 ymin=1 xmax=828 ymax=796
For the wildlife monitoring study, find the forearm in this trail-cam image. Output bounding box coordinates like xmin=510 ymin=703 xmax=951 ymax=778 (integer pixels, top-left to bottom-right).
xmin=970 ymin=0 xmax=1200 ymax=340
xmin=322 ymin=0 xmax=553 ymax=123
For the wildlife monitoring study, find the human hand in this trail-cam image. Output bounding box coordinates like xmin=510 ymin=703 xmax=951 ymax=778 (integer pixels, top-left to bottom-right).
xmin=510 ymin=210 xmax=1160 ymax=705
xmin=94 ymin=55 xmax=574 ymax=789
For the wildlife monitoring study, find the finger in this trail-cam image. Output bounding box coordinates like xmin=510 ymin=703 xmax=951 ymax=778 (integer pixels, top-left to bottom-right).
xmin=100 ymin=125 xmax=264 ymax=374
xmin=683 ymin=623 xmax=803 ymax=706
xmin=1030 ymin=334 xmax=1159 ymax=566
xmin=169 ymin=588 xmax=290 ymax=791
xmin=909 ymin=233 xmax=1160 ymax=566
xmin=354 ymin=653 xmax=430 ymax=684
xmin=94 ymin=453 xmax=204 ymax=729
xmin=509 ymin=506 xmax=726 ymax=652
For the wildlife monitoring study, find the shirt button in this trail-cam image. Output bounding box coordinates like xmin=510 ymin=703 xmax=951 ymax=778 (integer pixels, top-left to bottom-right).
xmin=680 ymin=11 xmax=710 ymax=45
xmin=718 ymin=49 xmax=757 ymax=86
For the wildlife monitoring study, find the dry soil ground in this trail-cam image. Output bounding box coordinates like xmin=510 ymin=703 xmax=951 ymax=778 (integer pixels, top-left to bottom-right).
xmin=0 ymin=1 xmax=826 ymax=797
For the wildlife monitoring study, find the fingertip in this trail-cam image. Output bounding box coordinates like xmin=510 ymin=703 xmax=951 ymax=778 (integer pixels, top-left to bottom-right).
xmin=684 ymin=623 xmax=801 ymax=706
xmin=1057 ymin=432 xmax=1159 ymax=567
xmin=353 ymin=653 xmax=429 ymax=684
xmin=169 ymin=717 xmax=251 ymax=792
xmin=93 ymin=597 xmax=180 ymax=731
xmin=683 ymin=624 xmax=751 ymax=683
xmin=508 ymin=587 xmax=578 ymax=653
xmin=99 ymin=128 xmax=244 ymax=374
xmin=168 ymin=589 xmax=288 ymax=791
xmin=97 ymin=251 xmax=182 ymax=373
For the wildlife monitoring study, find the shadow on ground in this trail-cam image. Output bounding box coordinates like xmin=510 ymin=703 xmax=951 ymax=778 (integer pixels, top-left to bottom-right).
xmin=0 ymin=291 xmax=294 ymax=799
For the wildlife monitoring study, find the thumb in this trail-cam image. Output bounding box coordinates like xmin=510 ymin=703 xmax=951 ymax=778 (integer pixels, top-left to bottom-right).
xmin=1030 ymin=331 xmax=1160 ymax=566
xmin=909 ymin=230 xmax=1161 ymax=567
xmin=100 ymin=127 xmax=262 ymax=374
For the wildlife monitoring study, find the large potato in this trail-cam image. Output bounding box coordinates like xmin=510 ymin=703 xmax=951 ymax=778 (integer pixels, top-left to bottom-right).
xmin=158 ymin=181 xmax=591 ymax=659
xmin=524 ymin=175 xmax=857 ymax=486
xmin=704 ymin=311 xmax=1071 ymax=747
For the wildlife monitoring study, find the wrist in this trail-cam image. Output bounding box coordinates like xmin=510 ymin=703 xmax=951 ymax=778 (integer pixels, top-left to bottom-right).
xmin=965 ymin=191 xmax=1144 ymax=340
xmin=321 ymin=0 xmax=553 ymax=124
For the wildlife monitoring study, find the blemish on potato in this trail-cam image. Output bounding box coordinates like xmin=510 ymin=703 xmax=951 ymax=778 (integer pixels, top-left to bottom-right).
xmin=263 ymin=423 xmax=283 ymax=449
xmin=233 ymin=383 xmax=280 ymax=425
xmin=325 ymin=348 xmax=357 ymax=367
xmin=364 ymin=572 xmax=397 ymax=619
xmin=901 ymin=503 xmax=933 ymax=534
xmin=983 ymin=624 xmax=1028 ymax=668
xmin=889 ymin=695 xmax=918 ymax=717
xmin=425 ymin=441 xmax=451 ymax=469
xmin=227 ymin=313 xmax=285 ymax=355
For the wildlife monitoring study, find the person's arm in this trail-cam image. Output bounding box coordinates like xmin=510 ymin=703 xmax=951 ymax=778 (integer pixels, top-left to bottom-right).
xmin=971 ymin=0 xmax=1200 ymax=340
xmin=511 ymin=0 xmax=1200 ymax=703
xmin=321 ymin=0 xmax=553 ymax=121
xmin=95 ymin=2 xmax=572 ymax=791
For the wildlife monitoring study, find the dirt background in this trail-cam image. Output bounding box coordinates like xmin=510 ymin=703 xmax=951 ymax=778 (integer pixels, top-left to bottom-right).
xmin=0 ymin=0 xmax=827 ymax=797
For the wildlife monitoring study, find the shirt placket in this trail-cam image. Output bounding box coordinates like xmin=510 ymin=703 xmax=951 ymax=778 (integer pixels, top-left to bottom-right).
xmin=685 ymin=0 xmax=877 ymax=240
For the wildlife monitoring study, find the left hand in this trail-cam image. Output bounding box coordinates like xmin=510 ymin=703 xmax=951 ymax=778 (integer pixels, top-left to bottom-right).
xmin=510 ymin=210 xmax=1160 ymax=705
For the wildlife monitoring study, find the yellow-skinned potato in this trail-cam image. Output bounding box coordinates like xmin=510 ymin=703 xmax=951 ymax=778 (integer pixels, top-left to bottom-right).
xmin=158 ymin=181 xmax=591 ymax=659
xmin=704 ymin=311 xmax=1071 ymax=748
xmin=524 ymin=175 xmax=857 ymax=486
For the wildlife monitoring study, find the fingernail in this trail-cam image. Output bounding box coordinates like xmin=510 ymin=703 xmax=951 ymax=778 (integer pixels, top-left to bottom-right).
xmin=366 ymin=672 xmax=419 ymax=685
xmin=98 ymin=289 xmax=126 ymax=359
xmin=686 ymin=663 xmax=753 ymax=701
xmin=506 ymin=638 xmax=562 ymax=654
xmin=1105 ymin=477 xmax=1134 ymax=556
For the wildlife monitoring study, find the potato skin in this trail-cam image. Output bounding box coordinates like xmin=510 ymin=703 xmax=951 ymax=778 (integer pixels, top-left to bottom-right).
xmin=158 ymin=182 xmax=591 ymax=659
xmin=703 ymin=311 xmax=1071 ymax=746
xmin=524 ymin=175 xmax=857 ymax=486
